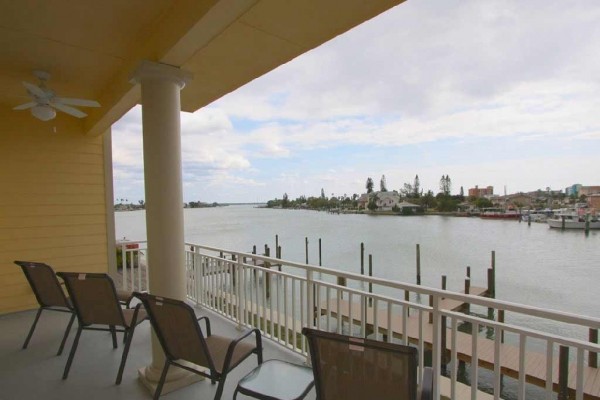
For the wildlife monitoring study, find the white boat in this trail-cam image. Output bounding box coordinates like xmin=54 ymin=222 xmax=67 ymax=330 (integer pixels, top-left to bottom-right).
xmin=547 ymin=207 xmax=600 ymax=229
xmin=521 ymin=210 xmax=551 ymax=223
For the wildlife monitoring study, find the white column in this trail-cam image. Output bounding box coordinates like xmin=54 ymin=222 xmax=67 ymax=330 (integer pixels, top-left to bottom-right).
xmin=130 ymin=61 xmax=200 ymax=394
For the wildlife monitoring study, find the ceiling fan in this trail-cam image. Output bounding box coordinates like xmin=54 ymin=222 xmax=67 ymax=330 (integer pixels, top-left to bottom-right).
xmin=13 ymin=70 xmax=100 ymax=121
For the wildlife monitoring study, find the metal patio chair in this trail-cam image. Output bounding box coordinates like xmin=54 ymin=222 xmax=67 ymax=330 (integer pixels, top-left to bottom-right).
xmin=14 ymin=260 xmax=75 ymax=356
xmin=56 ymin=272 xmax=147 ymax=384
xmin=302 ymin=328 xmax=433 ymax=400
xmin=133 ymin=292 xmax=263 ymax=400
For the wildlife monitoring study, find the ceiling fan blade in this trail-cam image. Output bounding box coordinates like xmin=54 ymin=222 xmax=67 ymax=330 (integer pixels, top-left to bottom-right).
xmin=22 ymin=81 xmax=47 ymax=98
xmin=52 ymin=103 xmax=87 ymax=118
xmin=54 ymin=97 xmax=100 ymax=108
xmin=13 ymin=102 xmax=38 ymax=110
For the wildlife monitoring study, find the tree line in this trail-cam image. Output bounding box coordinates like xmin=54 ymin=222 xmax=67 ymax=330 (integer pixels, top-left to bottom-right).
xmin=267 ymin=174 xmax=495 ymax=212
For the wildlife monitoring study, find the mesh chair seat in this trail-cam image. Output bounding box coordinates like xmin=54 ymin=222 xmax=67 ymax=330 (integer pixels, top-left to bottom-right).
xmin=123 ymin=308 xmax=147 ymax=328
xmin=205 ymin=335 xmax=259 ymax=374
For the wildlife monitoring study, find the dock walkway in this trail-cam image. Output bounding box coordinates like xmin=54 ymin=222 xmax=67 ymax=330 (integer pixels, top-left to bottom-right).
xmin=319 ymin=291 xmax=600 ymax=399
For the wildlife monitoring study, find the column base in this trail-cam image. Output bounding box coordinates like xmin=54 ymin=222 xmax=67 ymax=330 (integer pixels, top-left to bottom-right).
xmin=138 ymin=362 xmax=205 ymax=396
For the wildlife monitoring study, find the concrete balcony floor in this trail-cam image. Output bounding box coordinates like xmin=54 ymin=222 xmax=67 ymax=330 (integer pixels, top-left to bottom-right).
xmin=0 ymin=306 xmax=315 ymax=400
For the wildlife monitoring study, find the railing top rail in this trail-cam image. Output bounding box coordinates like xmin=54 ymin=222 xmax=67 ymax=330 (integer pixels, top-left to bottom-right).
xmin=442 ymin=308 xmax=600 ymax=352
xmin=188 ymin=242 xmax=600 ymax=328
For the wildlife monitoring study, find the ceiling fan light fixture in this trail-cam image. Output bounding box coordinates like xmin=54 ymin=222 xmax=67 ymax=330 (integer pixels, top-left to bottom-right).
xmin=31 ymin=105 xmax=56 ymax=121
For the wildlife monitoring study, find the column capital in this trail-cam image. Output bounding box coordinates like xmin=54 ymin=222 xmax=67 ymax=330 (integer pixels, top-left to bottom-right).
xmin=130 ymin=61 xmax=193 ymax=89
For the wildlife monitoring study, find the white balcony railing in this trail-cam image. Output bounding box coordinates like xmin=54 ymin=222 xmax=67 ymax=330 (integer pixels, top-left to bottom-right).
xmin=119 ymin=241 xmax=600 ymax=400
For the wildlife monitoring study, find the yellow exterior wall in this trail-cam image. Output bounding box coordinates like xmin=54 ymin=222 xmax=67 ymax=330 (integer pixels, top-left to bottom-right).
xmin=0 ymin=109 xmax=109 ymax=314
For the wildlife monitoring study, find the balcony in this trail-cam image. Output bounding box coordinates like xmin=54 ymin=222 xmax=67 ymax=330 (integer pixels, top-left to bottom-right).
xmin=0 ymin=303 xmax=312 ymax=400
xmin=4 ymin=241 xmax=600 ymax=400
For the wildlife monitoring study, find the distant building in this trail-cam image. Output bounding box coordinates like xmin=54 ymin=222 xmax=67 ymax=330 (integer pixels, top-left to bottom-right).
xmin=375 ymin=191 xmax=401 ymax=211
xmin=506 ymin=193 xmax=533 ymax=208
xmin=468 ymin=185 xmax=494 ymax=198
xmin=357 ymin=193 xmax=370 ymax=209
xmin=565 ymin=184 xmax=582 ymax=197
xmin=580 ymin=186 xmax=600 ymax=196
xmin=587 ymin=194 xmax=600 ymax=209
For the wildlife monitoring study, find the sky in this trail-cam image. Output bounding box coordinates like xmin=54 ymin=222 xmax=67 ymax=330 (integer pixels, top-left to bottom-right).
xmin=112 ymin=0 xmax=600 ymax=204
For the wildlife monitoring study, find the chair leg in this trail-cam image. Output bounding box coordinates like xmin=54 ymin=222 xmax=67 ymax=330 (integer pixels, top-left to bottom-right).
xmin=109 ymin=325 xmax=118 ymax=348
xmin=23 ymin=308 xmax=43 ymax=349
xmin=57 ymin=313 xmax=76 ymax=356
xmin=214 ymin=375 xmax=227 ymax=400
xmin=153 ymin=360 xmax=170 ymax=400
xmin=62 ymin=326 xmax=83 ymax=380
xmin=116 ymin=325 xmax=136 ymax=384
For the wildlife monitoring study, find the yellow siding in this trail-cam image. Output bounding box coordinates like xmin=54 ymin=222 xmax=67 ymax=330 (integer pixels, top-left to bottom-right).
xmin=0 ymin=110 xmax=109 ymax=314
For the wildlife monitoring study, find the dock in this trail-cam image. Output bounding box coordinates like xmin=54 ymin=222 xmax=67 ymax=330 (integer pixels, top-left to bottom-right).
xmin=318 ymin=292 xmax=600 ymax=399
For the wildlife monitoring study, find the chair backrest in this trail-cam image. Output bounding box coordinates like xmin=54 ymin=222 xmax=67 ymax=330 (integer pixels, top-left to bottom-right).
xmin=57 ymin=272 xmax=125 ymax=327
xmin=14 ymin=260 xmax=70 ymax=309
xmin=302 ymin=328 xmax=418 ymax=400
xmin=134 ymin=292 xmax=215 ymax=371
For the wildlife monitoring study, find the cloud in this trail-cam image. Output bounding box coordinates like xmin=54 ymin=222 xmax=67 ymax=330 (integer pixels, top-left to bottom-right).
xmin=111 ymin=0 xmax=600 ymax=202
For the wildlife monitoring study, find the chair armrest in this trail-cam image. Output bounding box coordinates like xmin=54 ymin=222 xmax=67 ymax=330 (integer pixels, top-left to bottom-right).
xmin=222 ymin=328 xmax=262 ymax=373
xmin=419 ymin=367 xmax=434 ymax=400
xmin=197 ymin=316 xmax=212 ymax=336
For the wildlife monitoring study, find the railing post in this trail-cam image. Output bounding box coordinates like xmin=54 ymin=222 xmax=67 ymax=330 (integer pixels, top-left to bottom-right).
xmin=307 ymin=269 xmax=315 ymax=328
xmin=191 ymin=246 xmax=198 ymax=302
xmin=431 ymin=294 xmax=442 ymax=400
xmin=441 ymin=275 xmax=447 ymax=370
xmin=236 ymin=255 xmax=244 ymax=331
xmin=121 ymin=243 xmax=128 ymax=291
xmin=416 ymin=244 xmax=421 ymax=285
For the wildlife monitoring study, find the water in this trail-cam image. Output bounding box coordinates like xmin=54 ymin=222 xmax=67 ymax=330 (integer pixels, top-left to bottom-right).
xmin=116 ymin=205 xmax=600 ymax=399
xmin=116 ymin=205 xmax=600 ymax=318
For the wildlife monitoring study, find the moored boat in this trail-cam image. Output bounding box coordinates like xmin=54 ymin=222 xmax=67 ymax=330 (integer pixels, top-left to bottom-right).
xmin=547 ymin=207 xmax=600 ymax=229
xmin=480 ymin=208 xmax=521 ymax=220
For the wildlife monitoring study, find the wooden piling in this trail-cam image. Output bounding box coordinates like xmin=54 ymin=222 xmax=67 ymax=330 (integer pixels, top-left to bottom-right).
xmin=305 ymin=237 xmax=309 ymax=264
xmin=561 ymin=215 xmax=566 ymax=230
xmin=558 ymin=345 xmax=569 ymax=400
xmin=275 ymin=234 xmax=279 ymax=252
xmin=360 ymin=242 xmax=365 ymax=275
xmin=487 ymin=268 xmax=495 ymax=297
xmin=319 ymin=238 xmax=322 ymax=266
xmin=231 ymin=254 xmax=237 ymax=287
xmin=442 ymin=275 xmax=447 ymax=290
xmin=416 ymin=244 xmax=421 ymax=285
xmin=586 ymin=213 xmax=591 ymax=235
xmin=428 ymin=295 xmax=433 ymax=324
xmin=491 ymin=250 xmax=496 ymax=271
xmin=590 ymin=328 xmax=598 ymax=368
xmin=277 ymin=245 xmax=282 ymax=271
xmin=264 ymin=246 xmax=271 ymax=298
xmin=464 ymin=277 xmax=471 ymax=314
xmin=466 ymin=266 xmax=471 ymax=279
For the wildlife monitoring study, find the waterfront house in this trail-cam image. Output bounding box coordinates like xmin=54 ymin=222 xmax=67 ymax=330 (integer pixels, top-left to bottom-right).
xmin=375 ymin=191 xmax=401 ymax=211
